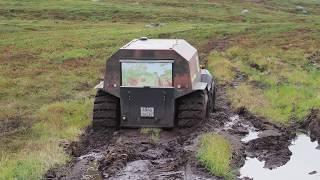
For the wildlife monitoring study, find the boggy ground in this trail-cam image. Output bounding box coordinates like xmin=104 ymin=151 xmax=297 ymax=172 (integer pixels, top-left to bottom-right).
xmin=44 ymin=30 xmax=320 ymax=180
xmin=44 ymin=81 xmax=317 ymax=180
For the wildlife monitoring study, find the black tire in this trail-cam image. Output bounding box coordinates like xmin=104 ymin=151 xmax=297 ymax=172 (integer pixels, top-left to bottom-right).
xmin=176 ymin=90 xmax=209 ymax=127
xmin=92 ymin=89 xmax=120 ymax=130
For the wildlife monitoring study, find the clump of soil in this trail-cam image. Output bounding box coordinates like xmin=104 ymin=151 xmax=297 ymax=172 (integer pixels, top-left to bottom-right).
xmin=67 ymin=128 xmax=116 ymax=157
xmin=236 ymin=106 xmax=282 ymax=131
xmin=249 ymin=63 xmax=266 ymax=72
xmin=302 ymin=109 xmax=320 ymax=143
xmin=234 ymin=106 xmax=297 ymax=169
xmin=307 ymin=51 xmax=320 ymax=69
xmin=245 ymin=133 xmax=294 ymax=169
xmin=99 ymin=143 xmax=136 ymax=177
xmin=0 ymin=119 xmax=23 ymax=136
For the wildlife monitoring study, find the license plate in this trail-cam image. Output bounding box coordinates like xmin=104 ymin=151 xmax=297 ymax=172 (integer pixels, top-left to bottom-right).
xmin=140 ymin=107 xmax=154 ymax=117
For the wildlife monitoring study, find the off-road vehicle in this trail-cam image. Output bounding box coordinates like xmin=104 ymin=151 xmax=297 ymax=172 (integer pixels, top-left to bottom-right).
xmin=93 ymin=38 xmax=215 ymax=129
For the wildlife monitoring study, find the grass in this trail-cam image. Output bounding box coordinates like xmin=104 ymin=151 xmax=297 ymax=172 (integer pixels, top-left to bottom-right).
xmin=213 ymin=44 xmax=320 ymax=124
xmin=208 ymin=52 xmax=236 ymax=84
xmin=0 ymin=99 xmax=92 ymax=179
xmin=0 ymin=0 xmax=320 ymax=179
xmin=197 ymin=133 xmax=233 ymax=179
xmin=0 ymin=142 xmax=67 ymax=180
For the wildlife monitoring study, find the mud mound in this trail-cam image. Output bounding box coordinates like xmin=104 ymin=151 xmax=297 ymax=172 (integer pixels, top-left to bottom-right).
xmin=245 ymin=132 xmax=294 ymax=169
xmin=236 ymin=106 xmax=282 ymax=131
xmin=100 ymin=134 xmax=191 ymax=179
xmin=99 ymin=143 xmax=136 ymax=177
xmin=233 ymin=107 xmax=297 ymax=170
xmin=302 ymin=109 xmax=320 ymax=143
xmin=0 ymin=119 xmax=23 ymax=136
xmin=307 ymin=51 xmax=320 ymax=69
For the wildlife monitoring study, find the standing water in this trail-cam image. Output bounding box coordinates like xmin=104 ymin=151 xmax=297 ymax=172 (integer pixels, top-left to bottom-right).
xmin=240 ymin=134 xmax=320 ymax=179
xmin=241 ymin=129 xmax=259 ymax=143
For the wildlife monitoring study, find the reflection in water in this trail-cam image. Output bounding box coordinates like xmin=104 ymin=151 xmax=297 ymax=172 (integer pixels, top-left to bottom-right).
xmin=241 ymin=129 xmax=259 ymax=143
xmin=240 ymin=134 xmax=320 ymax=180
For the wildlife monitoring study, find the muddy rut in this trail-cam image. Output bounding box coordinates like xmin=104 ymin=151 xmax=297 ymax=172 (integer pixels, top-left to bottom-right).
xmin=43 ymin=37 xmax=320 ymax=179
xmin=45 ymin=80 xmax=318 ymax=180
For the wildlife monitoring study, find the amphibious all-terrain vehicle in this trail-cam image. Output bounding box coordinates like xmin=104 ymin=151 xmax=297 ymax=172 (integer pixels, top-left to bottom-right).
xmin=93 ymin=38 xmax=215 ymax=129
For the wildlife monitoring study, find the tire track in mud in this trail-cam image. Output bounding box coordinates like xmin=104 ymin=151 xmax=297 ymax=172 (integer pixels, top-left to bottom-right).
xmin=45 ymin=38 xmax=320 ymax=179
xmin=45 ymin=82 xmax=298 ymax=180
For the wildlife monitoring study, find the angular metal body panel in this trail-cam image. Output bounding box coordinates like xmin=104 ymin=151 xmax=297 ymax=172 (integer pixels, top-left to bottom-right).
xmin=103 ymin=39 xmax=205 ymax=98
xmin=200 ymin=69 xmax=214 ymax=91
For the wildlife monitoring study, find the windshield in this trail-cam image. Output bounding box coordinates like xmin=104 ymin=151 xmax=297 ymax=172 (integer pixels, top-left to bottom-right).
xmin=121 ymin=61 xmax=173 ymax=87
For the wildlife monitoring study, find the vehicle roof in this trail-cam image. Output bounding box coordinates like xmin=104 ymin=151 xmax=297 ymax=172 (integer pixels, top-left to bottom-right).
xmin=121 ymin=38 xmax=197 ymax=60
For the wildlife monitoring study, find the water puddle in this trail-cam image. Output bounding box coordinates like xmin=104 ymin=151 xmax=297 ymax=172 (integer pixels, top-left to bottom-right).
xmin=240 ymin=134 xmax=320 ymax=179
xmin=241 ymin=129 xmax=259 ymax=143
xmin=224 ymin=115 xmax=240 ymax=130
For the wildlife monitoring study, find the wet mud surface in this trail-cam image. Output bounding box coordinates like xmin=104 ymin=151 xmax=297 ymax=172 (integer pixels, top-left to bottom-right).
xmin=240 ymin=133 xmax=320 ymax=180
xmin=45 ymin=84 xmax=320 ymax=180
xmin=302 ymin=109 xmax=320 ymax=143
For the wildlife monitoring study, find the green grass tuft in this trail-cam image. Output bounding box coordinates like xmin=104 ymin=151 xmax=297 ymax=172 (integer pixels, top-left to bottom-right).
xmin=197 ymin=133 xmax=233 ymax=179
xmin=208 ymin=52 xmax=236 ymax=83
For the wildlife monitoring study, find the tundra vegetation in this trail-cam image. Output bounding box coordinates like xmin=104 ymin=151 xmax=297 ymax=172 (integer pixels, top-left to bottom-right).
xmin=197 ymin=133 xmax=233 ymax=179
xmin=0 ymin=0 xmax=319 ymax=179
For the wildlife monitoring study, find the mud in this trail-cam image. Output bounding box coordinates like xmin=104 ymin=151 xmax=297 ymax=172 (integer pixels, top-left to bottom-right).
xmin=240 ymin=133 xmax=320 ymax=180
xmin=46 ymin=126 xmax=217 ymax=179
xmin=249 ymin=63 xmax=266 ymax=72
xmin=245 ymin=132 xmax=294 ymax=169
xmin=45 ymin=83 xmax=309 ymax=179
xmin=307 ymin=51 xmax=320 ymax=69
xmin=302 ymin=109 xmax=320 ymax=143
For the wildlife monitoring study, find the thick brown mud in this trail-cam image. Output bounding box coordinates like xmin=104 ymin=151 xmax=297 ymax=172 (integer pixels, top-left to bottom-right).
xmin=43 ymin=35 xmax=320 ymax=180
xmin=45 ymin=83 xmax=320 ymax=179
xmin=302 ymin=109 xmax=320 ymax=143
xmin=240 ymin=133 xmax=320 ymax=180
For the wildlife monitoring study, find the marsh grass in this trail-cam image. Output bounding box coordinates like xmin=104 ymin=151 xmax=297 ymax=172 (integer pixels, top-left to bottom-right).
xmin=0 ymin=99 xmax=92 ymax=179
xmin=1 ymin=0 xmax=320 ymax=178
xmin=224 ymin=46 xmax=320 ymax=124
xmin=0 ymin=142 xmax=67 ymax=180
xmin=197 ymin=133 xmax=233 ymax=179
xmin=208 ymin=52 xmax=236 ymax=83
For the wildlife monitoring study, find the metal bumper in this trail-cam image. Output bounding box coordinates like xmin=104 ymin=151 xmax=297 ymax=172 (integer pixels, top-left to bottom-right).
xmin=120 ymin=87 xmax=175 ymax=128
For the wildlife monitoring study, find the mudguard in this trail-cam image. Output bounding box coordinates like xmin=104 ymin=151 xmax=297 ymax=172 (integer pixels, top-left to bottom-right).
xmin=200 ymin=69 xmax=214 ymax=91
